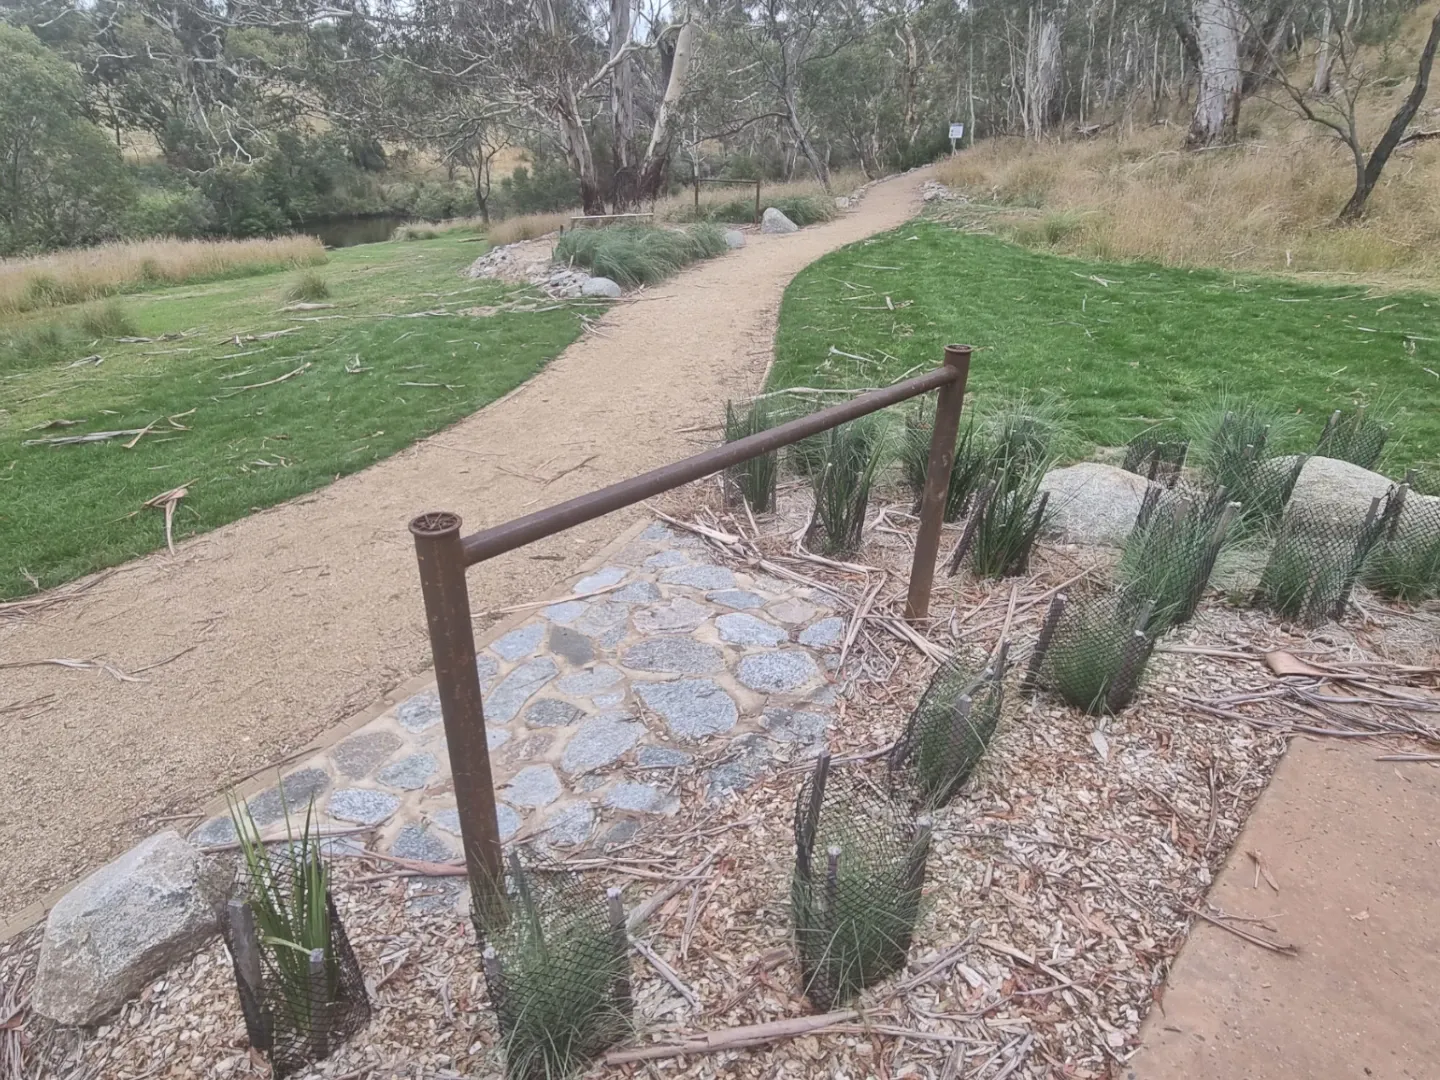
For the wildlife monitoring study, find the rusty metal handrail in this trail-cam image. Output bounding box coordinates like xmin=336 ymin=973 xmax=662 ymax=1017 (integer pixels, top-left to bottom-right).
xmin=409 ymin=345 xmax=971 ymax=923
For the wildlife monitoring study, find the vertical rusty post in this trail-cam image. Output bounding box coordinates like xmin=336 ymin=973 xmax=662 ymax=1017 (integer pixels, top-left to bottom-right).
xmin=906 ymin=345 xmax=972 ymax=620
xmin=409 ymin=511 xmax=504 ymax=928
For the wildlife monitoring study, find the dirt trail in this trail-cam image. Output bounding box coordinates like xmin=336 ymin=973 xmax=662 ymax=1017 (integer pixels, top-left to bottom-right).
xmin=0 ymin=170 xmax=929 ymax=926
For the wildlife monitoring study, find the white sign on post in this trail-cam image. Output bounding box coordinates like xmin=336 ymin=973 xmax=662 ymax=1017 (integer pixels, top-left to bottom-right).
xmin=948 ymin=123 xmax=965 ymax=140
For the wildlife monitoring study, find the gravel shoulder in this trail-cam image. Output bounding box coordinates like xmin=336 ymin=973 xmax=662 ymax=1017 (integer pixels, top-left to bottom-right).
xmin=0 ymin=170 xmax=929 ymax=928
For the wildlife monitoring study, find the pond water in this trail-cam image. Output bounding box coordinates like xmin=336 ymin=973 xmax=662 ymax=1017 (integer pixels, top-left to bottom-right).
xmin=297 ymin=214 xmax=411 ymax=248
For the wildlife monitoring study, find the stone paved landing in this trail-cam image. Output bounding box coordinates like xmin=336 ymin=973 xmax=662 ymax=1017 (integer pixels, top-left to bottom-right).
xmin=192 ymin=522 xmax=845 ymax=867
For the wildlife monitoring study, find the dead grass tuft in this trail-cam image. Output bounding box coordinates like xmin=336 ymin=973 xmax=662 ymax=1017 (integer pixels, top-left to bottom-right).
xmin=486 ymin=211 xmax=572 ymax=246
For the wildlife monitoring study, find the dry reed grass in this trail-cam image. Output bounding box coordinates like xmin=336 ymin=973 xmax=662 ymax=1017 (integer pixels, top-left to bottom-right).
xmin=0 ymin=235 xmax=327 ymax=316
xmin=654 ymin=169 xmax=867 ymax=222
xmin=486 ymin=211 xmax=573 ymax=246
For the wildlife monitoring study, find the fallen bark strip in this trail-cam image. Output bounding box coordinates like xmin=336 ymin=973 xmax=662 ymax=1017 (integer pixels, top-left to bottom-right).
xmin=603 ymin=1010 xmax=862 ymax=1065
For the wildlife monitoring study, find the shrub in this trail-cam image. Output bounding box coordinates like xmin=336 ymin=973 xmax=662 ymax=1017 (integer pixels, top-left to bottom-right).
xmin=1025 ymin=591 xmax=1158 ymax=714
xmin=888 ymin=652 xmax=1007 ymax=810
xmin=554 ymin=224 xmax=726 ymax=288
xmin=982 ymin=391 xmax=1068 ymax=473
xmin=285 ymin=271 xmax=330 ymax=302
xmin=487 ymin=212 xmax=571 ymax=245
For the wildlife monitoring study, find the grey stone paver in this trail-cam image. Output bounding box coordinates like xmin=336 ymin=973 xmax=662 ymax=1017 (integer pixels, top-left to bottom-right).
xmin=525 ymin=698 xmax=586 ymax=728
xmin=738 ymin=650 xmax=820 ymax=692
xmin=544 ymin=804 xmax=596 ymax=846
xmin=396 ymin=691 xmax=443 ymax=734
xmin=622 ymin=638 xmax=724 ymax=674
xmin=476 ymin=654 xmax=499 ymax=688
xmin=542 ymin=600 xmax=587 ymax=624
xmin=247 ymin=768 xmax=332 ymax=826
xmin=378 ymin=753 xmax=437 ymax=791
xmin=593 ymin=690 xmax=625 ymax=707
xmin=573 ymin=601 xmax=630 ymax=638
xmin=762 ymin=707 xmax=832 ymax=744
xmin=435 ymin=806 xmax=520 ymax=842
xmin=768 ymin=598 xmax=818 ymax=625
xmin=389 ymin=823 xmax=456 ymax=863
xmin=706 ymin=733 xmax=774 ymax=801
xmin=485 ymin=657 xmax=559 ymax=722
xmin=505 ymin=765 xmax=562 ymax=808
xmin=636 ymin=679 xmax=738 ymax=739
xmin=602 ymin=819 xmax=640 ymax=846
xmin=493 ymin=623 xmax=545 ymax=661
xmin=799 ymin=617 xmax=847 ymax=648
xmin=487 ymin=727 xmax=512 ymax=750
xmin=561 ymin=713 xmax=644 ymax=774
xmin=660 ymin=565 xmax=736 ymax=590
xmin=612 ymin=581 xmax=662 ymax=603
xmin=643 ymin=550 xmax=689 ymax=569
xmin=634 ymin=597 xmax=711 ymax=633
xmin=333 ymin=731 xmax=404 ymax=779
xmin=709 ymin=589 xmax=765 ymax=610
xmin=191 ymin=816 xmax=237 ymax=847
xmin=328 ymin=788 xmax=401 ymax=825
xmin=716 ymin=612 xmax=788 ymax=646
xmin=574 ymin=566 xmax=627 ymax=593
xmin=605 ymin=782 xmax=672 ymax=813
xmin=635 ymin=746 xmax=694 ymax=769
xmin=639 ymin=523 xmax=675 ymax=541
xmin=555 ymin=665 xmax=624 ymax=697
xmin=549 ymin=625 xmax=594 ymax=665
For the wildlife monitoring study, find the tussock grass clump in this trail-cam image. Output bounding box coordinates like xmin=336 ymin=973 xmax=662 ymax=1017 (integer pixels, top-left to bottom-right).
xmin=1366 ymin=525 xmax=1440 ymax=601
xmin=77 ymin=300 xmax=136 ymax=339
xmin=1189 ymin=397 xmax=1301 ymax=532
xmin=982 ymin=391 xmax=1068 ymax=473
xmin=554 ymin=223 xmax=726 ymax=288
xmin=792 ymin=758 xmax=929 ymax=1010
xmin=487 ymin=212 xmax=572 ymax=246
xmin=0 ymin=235 xmax=327 ymax=315
xmin=1023 ymin=591 xmax=1158 ymax=714
xmin=1122 ymin=428 xmax=1189 ymax=486
xmin=889 ymin=649 xmax=1008 ymax=810
xmin=1117 ymin=489 xmax=1238 ymax=632
xmin=899 ymin=403 xmax=987 ymax=520
xmin=285 ymin=271 xmax=331 ymax=303
xmin=724 ymin=397 xmax=781 ymax=512
xmin=1314 ymin=405 xmax=1394 ymax=470
xmin=1255 ymin=504 xmax=1386 ymax=624
xmin=481 ymin=854 xmax=630 ymax=1080
xmin=395 ymin=215 xmax=488 ymax=242
xmin=955 ymin=467 xmax=1053 ymax=579
xmin=807 ymin=418 xmax=887 ymax=556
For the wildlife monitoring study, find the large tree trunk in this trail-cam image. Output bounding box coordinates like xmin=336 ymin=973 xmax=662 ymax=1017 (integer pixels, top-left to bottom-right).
xmin=556 ymin=86 xmax=603 ymax=215
xmin=1186 ymin=0 xmax=1243 ymax=148
xmin=636 ymin=19 xmax=695 ymax=202
xmin=784 ymin=91 xmax=829 ymax=187
xmin=609 ymin=0 xmax=636 ymax=207
xmin=1026 ymin=11 xmax=1062 ymax=137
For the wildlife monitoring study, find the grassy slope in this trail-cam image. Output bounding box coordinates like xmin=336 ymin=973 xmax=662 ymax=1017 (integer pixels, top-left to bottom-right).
xmin=0 ymin=235 xmax=582 ymax=599
xmin=771 ymin=221 xmax=1440 ymax=473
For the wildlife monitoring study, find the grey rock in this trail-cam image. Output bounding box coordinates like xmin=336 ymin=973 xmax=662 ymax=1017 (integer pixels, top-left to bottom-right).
xmin=488 ymin=727 xmax=511 ymax=751
xmin=643 ymin=550 xmax=689 ymax=569
xmin=561 ymin=713 xmax=645 ymax=774
xmin=388 ymin=824 xmax=456 ymax=863
xmin=405 ymin=878 xmax=466 ymax=915
xmin=576 ymin=772 xmax=610 ymax=793
xmin=626 ymin=638 xmax=724 ymax=674
xmin=476 ymin=654 xmax=499 ymax=689
xmin=798 ymin=616 xmax=846 ymax=648
xmin=396 ymin=691 xmax=443 ymax=734
xmin=504 ymin=765 xmax=563 ymax=808
xmin=709 ymin=588 xmax=766 ymax=610
xmin=761 ymin=206 xmax=799 ymax=234
xmin=543 ymin=803 xmax=596 ymax=846
xmin=32 ymin=832 xmax=229 ymax=1025
xmin=581 ymin=276 xmax=623 ymax=298
xmin=190 ymin=816 xmax=236 ymax=848
xmin=601 ymin=819 xmax=641 ymax=846
xmin=636 ymin=679 xmax=738 ymax=739
xmin=762 ymin=707 xmax=832 ymax=743
xmin=377 ymin=752 xmax=437 ymax=791
xmin=660 ymin=565 xmax=736 ymax=590
xmin=716 ymin=612 xmax=788 ymax=646
xmin=526 ymin=698 xmax=586 ymax=728
xmin=503 ymin=734 xmax=553 ymax=761
xmin=555 ymin=665 xmax=625 ymax=697
xmin=434 ymin=805 xmax=520 ymax=842
xmin=605 ymin=782 xmax=670 ymax=812
xmin=737 ymin=650 xmax=820 ymax=693
xmin=1038 ymin=462 xmax=1152 ymax=546
xmin=593 ymin=690 xmax=626 ymax=707
xmin=640 ymin=522 xmax=676 ymax=542
xmin=333 ymin=731 xmax=404 ymax=779
xmin=1288 ymin=455 xmax=1439 ymax=535
xmin=328 ymin=788 xmax=401 ymax=825
xmin=493 ymin=623 xmax=544 ymax=661
xmin=635 ymin=745 xmax=694 ymax=769
xmin=246 ymin=768 xmax=332 ymax=827
xmin=549 ymin=625 xmax=595 ymax=666
xmin=596 ymin=624 xmax=628 ymax=650
xmin=767 ymin=598 xmax=818 ymax=625
xmin=573 ymin=601 xmax=630 ymax=639
xmin=574 ymin=566 xmax=628 ymax=593
xmin=612 ymin=581 xmax=662 ymax=603
xmin=705 ymin=734 xmax=774 ymax=801
xmin=634 ymin=597 xmax=711 ymax=634
xmin=543 ymin=599 xmax=588 ymax=624
xmin=485 ymin=657 xmax=559 ymax=722
xmin=724 ymin=229 xmax=746 ymax=249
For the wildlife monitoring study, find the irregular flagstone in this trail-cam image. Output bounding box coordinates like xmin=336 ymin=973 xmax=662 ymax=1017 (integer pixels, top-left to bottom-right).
xmin=555 ymin=665 xmax=624 ymax=697
xmin=612 ymin=581 xmax=662 ymax=603
xmin=643 ymin=550 xmax=689 ymax=569
xmin=601 ymin=819 xmax=641 ymax=846
xmin=716 ymin=612 xmax=788 ymax=646
xmin=543 ymin=803 xmax=596 ymax=846
xmin=476 ymin=654 xmax=499 ymax=689
xmin=660 ymin=565 xmax=736 ymax=590
xmin=706 ymin=734 xmax=775 ymax=802
xmin=190 ymin=815 xmax=237 ymax=848
xmin=767 ymin=597 xmax=818 ymax=625
xmin=246 ymin=768 xmax=331 ymax=826
xmin=526 ymin=698 xmax=586 ymax=728
xmin=762 ymin=707 xmax=833 ymax=744
xmin=328 ymin=788 xmax=401 ymax=825
xmin=333 ymin=731 xmax=404 ymax=779
xmin=377 ymin=752 xmax=437 ymax=791
xmin=396 ymin=691 xmax=443 ymax=733
xmin=484 ymin=657 xmax=559 ymax=722
xmin=561 ymin=712 xmax=645 ymax=774
xmin=604 ymin=782 xmax=673 ymax=813
xmin=636 ymin=679 xmax=738 ymax=739
xmin=542 ymin=600 xmax=587 ymax=624
xmin=708 ymin=589 xmax=766 ymax=610
xmin=634 ymin=597 xmax=711 ymax=633
xmin=487 ymin=727 xmax=511 ymax=750
xmin=798 ymin=616 xmax=846 ymax=648
xmin=573 ymin=601 xmax=630 ymax=638
xmin=593 ymin=689 xmax=626 ymax=708
xmin=504 ymin=765 xmax=563 ymax=808
xmin=635 ymin=745 xmax=695 ymax=769
xmin=548 ymin=625 xmax=594 ymax=665
xmin=738 ymin=650 xmax=820 ymax=692
xmin=574 ymin=566 xmax=628 ymax=593
xmin=388 ymin=823 xmax=456 ymax=863
xmin=435 ymin=805 xmax=520 ymax=843
xmin=492 ymin=623 xmax=544 ymax=662
xmin=640 ymin=522 xmax=676 ymax=542
xmin=622 ymin=638 xmax=724 ymax=674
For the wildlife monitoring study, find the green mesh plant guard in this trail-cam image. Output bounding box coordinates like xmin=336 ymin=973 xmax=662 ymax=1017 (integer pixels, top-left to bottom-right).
xmin=1021 ymin=590 xmax=1159 ymax=714
xmin=1256 ymin=494 xmax=1393 ymax=624
xmin=1117 ymin=486 xmax=1238 ymax=633
xmin=1364 ymin=476 xmax=1440 ymax=601
xmin=792 ymin=753 xmax=930 ymax=1010
xmin=1122 ymin=429 xmax=1188 ymax=488
xmin=1314 ymin=405 xmax=1393 ymax=471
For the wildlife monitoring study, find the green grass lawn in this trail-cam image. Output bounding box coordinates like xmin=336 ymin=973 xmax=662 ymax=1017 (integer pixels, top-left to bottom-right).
xmin=0 ymin=234 xmax=584 ymax=600
xmin=772 ymin=221 xmax=1440 ymax=479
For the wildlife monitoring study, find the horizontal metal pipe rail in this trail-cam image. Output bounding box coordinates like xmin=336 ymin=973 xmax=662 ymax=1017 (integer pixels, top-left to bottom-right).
xmin=410 ymin=345 xmax=972 ymax=924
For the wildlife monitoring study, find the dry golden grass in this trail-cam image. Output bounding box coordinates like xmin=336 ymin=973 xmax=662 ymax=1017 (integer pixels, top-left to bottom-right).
xmin=486 ymin=211 xmax=573 ymax=245
xmin=654 ymin=169 xmax=868 ymax=222
xmin=0 ymin=235 xmax=327 ymax=316
xmin=935 ymin=6 xmax=1440 ymax=287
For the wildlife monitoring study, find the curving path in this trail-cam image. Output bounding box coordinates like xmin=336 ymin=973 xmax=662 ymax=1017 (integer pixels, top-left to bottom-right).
xmin=0 ymin=169 xmax=929 ymax=928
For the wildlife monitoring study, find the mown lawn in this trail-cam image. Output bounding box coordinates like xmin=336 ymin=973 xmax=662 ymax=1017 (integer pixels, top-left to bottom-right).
xmin=772 ymin=221 xmax=1440 ymax=477
xmin=0 ymin=234 xmax=584 ymax=599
